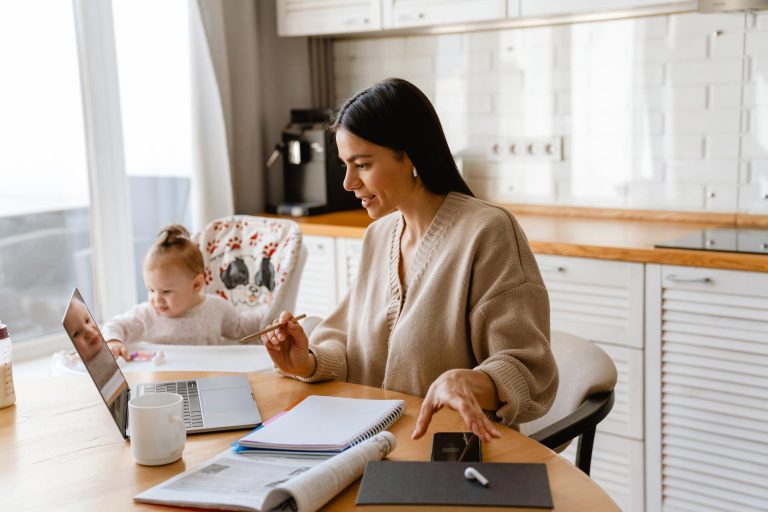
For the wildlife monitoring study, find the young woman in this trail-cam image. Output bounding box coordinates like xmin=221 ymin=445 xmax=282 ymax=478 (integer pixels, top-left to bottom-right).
xmin=262 ymin=78 xmax=558 ymax=442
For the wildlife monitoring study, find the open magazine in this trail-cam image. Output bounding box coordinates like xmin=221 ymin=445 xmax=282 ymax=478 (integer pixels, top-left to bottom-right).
xmin=134 ymin=431 xmax=396 ymax=512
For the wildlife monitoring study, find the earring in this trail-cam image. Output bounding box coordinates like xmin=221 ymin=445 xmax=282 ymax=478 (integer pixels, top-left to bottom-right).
xmin=412 ymin=167 xmax=418 ymax=178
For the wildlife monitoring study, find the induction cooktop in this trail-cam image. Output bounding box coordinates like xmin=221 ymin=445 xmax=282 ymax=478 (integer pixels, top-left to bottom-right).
xmin=655 ymin=228 xmax=768 ymax=255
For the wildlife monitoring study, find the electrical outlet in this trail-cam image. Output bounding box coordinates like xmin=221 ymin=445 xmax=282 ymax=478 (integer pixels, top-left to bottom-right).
xmin=505 ymin=136 xmax=563 ymax=161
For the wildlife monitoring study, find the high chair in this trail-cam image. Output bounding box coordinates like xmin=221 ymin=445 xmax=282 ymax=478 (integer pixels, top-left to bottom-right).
xmin=197 ymin=215 xmax=307 ymax=323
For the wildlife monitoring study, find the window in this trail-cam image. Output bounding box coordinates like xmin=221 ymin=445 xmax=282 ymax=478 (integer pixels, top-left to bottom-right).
xmin=112 ymin=0 xmax=194 ymax=301
xmin=0 ymin=0 xmax=195 ymax=343
xmin=0 ymin=1 xmax=94 ymax=341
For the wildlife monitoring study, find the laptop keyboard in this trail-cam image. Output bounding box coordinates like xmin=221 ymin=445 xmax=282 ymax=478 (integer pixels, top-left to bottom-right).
xmin=142 ymin=380 xmax=203 ymax=429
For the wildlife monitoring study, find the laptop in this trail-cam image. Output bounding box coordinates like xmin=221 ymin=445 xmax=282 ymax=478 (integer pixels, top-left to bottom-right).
xmin=62 ymin=288 xmax=262 ymax=438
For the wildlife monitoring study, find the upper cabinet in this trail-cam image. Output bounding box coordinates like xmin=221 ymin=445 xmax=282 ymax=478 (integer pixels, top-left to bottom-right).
xmin=276 ymin=0 xmax=694 ymax=37
xmin=277 ymin=0 xmax=382 ymax=37
xmin=520 ymin=0 xmax=687 ymax=17
xmin=382 ymin=0 xmax=512 ymax=29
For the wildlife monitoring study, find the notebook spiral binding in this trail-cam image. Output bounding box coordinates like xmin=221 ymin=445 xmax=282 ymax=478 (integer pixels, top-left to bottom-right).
xmin=348 ymin=402 xmax=405 ymax=448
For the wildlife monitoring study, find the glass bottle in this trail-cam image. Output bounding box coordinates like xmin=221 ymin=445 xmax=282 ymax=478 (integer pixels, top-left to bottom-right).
xmin=0 ymin=322 xmax=16 ymax=408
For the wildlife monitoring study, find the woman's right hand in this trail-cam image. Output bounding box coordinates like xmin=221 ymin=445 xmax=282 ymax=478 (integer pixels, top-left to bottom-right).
xmin=262 ymin=311 xmax=315 ymax=377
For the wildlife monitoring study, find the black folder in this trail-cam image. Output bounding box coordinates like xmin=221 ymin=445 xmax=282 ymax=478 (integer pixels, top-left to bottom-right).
xmin=356 ymin=461 xmax=554 ymax=508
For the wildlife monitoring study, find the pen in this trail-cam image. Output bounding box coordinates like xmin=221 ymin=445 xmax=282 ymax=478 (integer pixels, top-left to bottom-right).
xmin=464 ymin=467 xmax=489 ymax=487
xmin=238 ymin=314 xmax=307 ymax=345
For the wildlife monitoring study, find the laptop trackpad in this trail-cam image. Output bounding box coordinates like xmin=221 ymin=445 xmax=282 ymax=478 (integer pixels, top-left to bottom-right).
xmin=200 ymin=387 xmax=261 ymax=426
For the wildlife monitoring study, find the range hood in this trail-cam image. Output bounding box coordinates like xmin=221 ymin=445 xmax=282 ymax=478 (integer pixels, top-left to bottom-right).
xmin=699 ymin=0 xmax=768 ymax=11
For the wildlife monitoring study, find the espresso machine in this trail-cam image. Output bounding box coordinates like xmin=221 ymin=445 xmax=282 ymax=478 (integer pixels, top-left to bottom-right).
xmin=266 ymin=109 xmax=359 ymax=217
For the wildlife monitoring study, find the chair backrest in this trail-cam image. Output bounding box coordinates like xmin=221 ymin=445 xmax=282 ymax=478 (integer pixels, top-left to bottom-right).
xmin=519 ymin=330 xmax=617 ymax=474
xmin=197 ymin=215 xmax=304 ymax=321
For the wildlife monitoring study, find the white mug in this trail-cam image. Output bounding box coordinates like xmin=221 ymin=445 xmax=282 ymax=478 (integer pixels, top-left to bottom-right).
xmin=128 ymin=392 xmax=186 ymax=466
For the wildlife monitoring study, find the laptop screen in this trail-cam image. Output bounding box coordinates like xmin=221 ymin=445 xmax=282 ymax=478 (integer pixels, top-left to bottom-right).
xmin=62 ymin=288 xmax=129 ymax=435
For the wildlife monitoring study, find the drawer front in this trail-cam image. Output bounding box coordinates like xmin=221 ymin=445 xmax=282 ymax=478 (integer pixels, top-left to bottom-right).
xmin=660 ymin=265 xmax=768 ymax=299
xmin=536 ymin=255 xmax=644 ymax=348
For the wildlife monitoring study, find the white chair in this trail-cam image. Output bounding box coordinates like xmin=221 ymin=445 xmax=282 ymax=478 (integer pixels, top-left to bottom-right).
xmin=519 ymin=330 xmax=617 ymax=475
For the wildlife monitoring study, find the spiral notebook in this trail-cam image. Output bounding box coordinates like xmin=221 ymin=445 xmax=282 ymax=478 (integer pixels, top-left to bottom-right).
xmin=236 ymin=395 xmax=406 ymax=452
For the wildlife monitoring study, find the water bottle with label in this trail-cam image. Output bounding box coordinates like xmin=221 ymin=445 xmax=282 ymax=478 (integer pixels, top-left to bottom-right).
xmin=0 ymin=321 xmax=16 ymax=408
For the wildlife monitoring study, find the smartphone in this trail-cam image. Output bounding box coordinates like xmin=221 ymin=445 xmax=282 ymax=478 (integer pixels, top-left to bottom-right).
xmin=430 ymin=432 xmax=482 ymax=462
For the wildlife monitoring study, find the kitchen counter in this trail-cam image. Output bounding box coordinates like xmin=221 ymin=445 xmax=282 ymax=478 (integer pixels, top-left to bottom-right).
xmin=283 ymin=207 xmax=768 ymax=273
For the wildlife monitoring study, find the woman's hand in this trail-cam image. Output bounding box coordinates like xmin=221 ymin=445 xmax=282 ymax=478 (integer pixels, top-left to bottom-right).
xmin=106 ymin=340 xmax=130 ymax=360
xmin=412 ymin=369 xmax=502 ymax=443
xmin=262 ymin=311 xmax=315 ymax=378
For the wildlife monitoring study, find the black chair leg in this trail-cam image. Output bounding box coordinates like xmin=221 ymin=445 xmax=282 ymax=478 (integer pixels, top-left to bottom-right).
xmin=575 ymin=428 xmax=596 ymax=475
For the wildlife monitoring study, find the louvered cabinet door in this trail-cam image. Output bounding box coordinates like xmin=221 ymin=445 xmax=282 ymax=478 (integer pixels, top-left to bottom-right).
xmin=562 ymin=431 xmax=645 ymax=512
xmin=535 ymin=254 xmax=645 ymax=349
xmin=295 ymin=235 xmax=338 ymax=318
xmin=535 ymin=255 xmax=645 ymax=438
xmin=276 ymin=0 xmax=381 ymax=36
xmin=335 ymin=237 xmax=363 ymax=298
xmin=646 ymin=264 xmax=768 ymax=512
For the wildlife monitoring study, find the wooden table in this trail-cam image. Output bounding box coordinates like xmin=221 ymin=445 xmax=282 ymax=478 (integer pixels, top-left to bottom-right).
xmin=1 ymin=372 xmax=619 ymax=511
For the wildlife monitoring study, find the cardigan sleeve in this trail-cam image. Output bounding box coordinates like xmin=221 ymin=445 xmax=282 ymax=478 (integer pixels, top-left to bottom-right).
xmin=471 ymin=280 xmax=558 ymax=426
xmin=283 ymin=291 xmax=351 ymax=383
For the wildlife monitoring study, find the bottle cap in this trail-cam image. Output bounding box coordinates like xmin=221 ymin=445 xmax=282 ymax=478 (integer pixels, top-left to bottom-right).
xmin=0 ymin=323 xmax=7 ymax=339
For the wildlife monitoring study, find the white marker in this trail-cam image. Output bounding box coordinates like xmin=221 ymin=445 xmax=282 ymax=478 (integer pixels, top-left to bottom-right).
xmin=464 ymin=466 xmax=489 ymax=487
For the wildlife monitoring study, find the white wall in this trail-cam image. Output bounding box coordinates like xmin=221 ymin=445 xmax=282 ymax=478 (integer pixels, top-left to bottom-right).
xmin=332 ymin=11 xmax=768 ymax=213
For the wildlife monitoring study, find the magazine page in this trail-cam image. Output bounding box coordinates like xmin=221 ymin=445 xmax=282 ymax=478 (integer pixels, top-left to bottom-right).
xmin=134 ymin=431 xmax=396 ymax=512
xmin=261 ymin=431 xmax=396 ymax=511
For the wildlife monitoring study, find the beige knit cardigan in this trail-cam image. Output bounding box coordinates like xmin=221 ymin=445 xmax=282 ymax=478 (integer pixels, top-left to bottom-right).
xmin=297 ymin=192 xmax=558 ymax=427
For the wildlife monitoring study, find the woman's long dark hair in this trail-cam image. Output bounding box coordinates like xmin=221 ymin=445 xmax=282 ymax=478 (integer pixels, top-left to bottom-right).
xmin=331 ymin=78 xmax=474 ymax=197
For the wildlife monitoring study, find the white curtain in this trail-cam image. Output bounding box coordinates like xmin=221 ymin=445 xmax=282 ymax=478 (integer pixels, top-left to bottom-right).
xmin=189 ymin=0 xmax=234 ymax=231
xmin=189 ymin=0 xmax=264 ymax=232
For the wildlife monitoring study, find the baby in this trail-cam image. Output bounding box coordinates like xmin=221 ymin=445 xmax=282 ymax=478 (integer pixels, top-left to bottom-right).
xmin=103 ymin=224 xmax=265 ymax=360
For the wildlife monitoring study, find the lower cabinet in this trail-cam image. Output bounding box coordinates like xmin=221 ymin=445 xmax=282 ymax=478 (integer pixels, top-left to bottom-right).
xmin=561 ymin=431 xmax=645 ymax=512
xmin=296 ymin=235 xmax=363 ymax=318
xmin=536 ymin=254 xmax=646 ymax=512
xmin=645 ymin=264 xmax=768 ymax=512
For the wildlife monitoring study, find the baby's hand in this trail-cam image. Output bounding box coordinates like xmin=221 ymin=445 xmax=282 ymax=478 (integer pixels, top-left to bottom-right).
xmin=107 ymin=340 xmax=131 ymax=361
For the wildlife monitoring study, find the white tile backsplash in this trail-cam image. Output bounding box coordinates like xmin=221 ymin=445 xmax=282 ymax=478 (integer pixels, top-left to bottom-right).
xmin=333 ymin=11 xmax=767 ymax=213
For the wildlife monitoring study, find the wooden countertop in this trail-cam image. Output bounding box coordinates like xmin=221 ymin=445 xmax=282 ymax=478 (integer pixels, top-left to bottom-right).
xmin=282 ymin=207 xmax=768 ymax=273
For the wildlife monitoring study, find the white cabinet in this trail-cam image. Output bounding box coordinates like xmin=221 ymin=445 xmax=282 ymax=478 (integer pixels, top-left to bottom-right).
xmin=535 ymin=254 xmax=645 ymax=512
xmin=296 ymin=235 xmax=339 ymax=318
xmin=520 ymin=0 xmax=688 ymax=18
xmin=276 ymin=0 xmax=381 ymax=37
xmin=382 ymin=0 xmax=510 ymax=29
xmin=536 ymin=254 xmax=645 ymax=349
xmin=562 ymin=432 xmax=645 ymax=512
xmin=296 ymin=235 xmax=362 ymax=318
xmin=335 ymin=237 xmax=363 ymax=298
xmin=645 ymin=265 xmax=768 ymax=512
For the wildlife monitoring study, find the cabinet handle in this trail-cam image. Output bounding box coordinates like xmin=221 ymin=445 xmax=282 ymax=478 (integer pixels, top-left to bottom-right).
xmin=539 ymin=265 xmax=565 ymax=273
xmin=398 ymin=11 xmax=426 ymax=21
xmin=665 ymin=274 xmax=711 ymax=284
xmin=343 ymin=17 xmax=369 ymax=26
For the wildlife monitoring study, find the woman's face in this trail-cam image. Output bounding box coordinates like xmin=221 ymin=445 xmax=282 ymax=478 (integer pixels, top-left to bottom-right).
xmin=336 ymin=127 xmax=415 ymax=219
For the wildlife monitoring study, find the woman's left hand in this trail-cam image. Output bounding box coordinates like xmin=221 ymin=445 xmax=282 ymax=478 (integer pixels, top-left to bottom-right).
xmin=412 ymin=369 xmax=502 ymax=443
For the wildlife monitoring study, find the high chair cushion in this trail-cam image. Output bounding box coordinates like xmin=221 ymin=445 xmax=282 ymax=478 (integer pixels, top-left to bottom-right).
xmin=198 ymin=216 xmax=303 ymax=320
